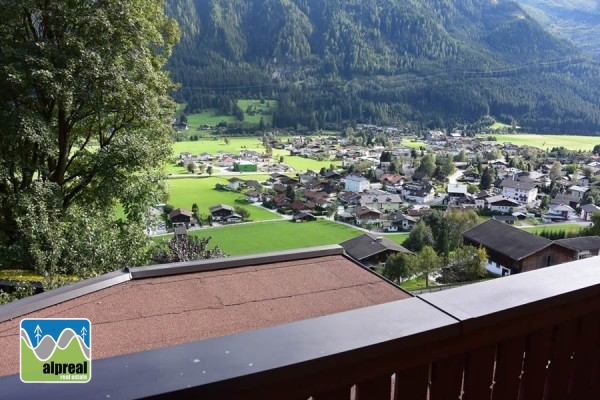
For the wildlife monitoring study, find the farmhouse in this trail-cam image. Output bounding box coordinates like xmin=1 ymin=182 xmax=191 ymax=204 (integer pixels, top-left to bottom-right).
xmin=581 ymin=203 xmax=600 ymax=221
xmin=169 ymin=208 xmax=197 ymax=228
xmin=463 ymin=219 xmax=572 ymax=276
xmin=401 ymin=182 xmax=435 ymax=204
xmin=359 ymin=194 xmax=403 ymax=212
xmin=554 ymin=237 xmax=600 ymax=260
xmin=499 ymin=178 xmax=538 ymax=205
xmin=209 ymin=204 xmax=238 ymax=222
xmin=340 ymin=233 xmax=411 ymax=266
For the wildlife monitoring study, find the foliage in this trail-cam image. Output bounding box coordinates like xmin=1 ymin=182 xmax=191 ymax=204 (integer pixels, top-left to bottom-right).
xmin=234 ymin=206 xmax=251 ymax=221
xmin=479 ymin=167 xmax=494 ymax=190
xmin=383 ymin=253 xmax=415 ymax=283
xmin=151 ymin=235 xmax=226 ymax=264
xmin=403 ymin=221 xmax=434 ymax=252
xmin=166 ymin=0 xmax=600 ymax=134
xmin=440 ymin=246 xmax=487 ymax=283
xmin=414 ymin=246 xmax=442 ymax=288
xmin=0 ymin=283 xmax=36 ymax=306
xmin=0 ymin=1 xmax=179 ymax=273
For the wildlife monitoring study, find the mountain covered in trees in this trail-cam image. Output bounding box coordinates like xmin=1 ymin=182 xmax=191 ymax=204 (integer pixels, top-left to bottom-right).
xmin=166 ymin=0 xmax=600 ymax=134
xmin=517 ymin=0 xmax=600 ymax=60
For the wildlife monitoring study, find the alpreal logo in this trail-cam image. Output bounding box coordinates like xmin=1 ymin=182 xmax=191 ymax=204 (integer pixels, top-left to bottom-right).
xmin=20 ymin=318 xmax=91 ymax=383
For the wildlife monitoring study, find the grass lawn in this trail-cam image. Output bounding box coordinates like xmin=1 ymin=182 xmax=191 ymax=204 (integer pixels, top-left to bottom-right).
xmin=401 ymin=140 xmax=428 ymax=149
xmin=236 ymin=99 xmax=278 ymax=125
xmin=522 ymin=224 xmax=586 ymax=235
xmin=186 ymin=110 xmax=237 ymax=131
xmin=384 ymin=233 xmax=409 ymax=245
xmin=185 ymin=220 xmax=364 ymax=256
xmin=400 ymin=277 xmax=432 ymax=291
xmin=483 ymin=134 xmax=600 ymax=152
xmin=172 ymin=137 xmax=264 ymax=156
xmin=166 ymin=178 xmax=280 ymax=222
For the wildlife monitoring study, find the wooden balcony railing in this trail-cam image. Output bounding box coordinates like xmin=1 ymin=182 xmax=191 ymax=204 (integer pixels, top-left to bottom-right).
xmin=2 ymin=256 xmax=600 ymax=400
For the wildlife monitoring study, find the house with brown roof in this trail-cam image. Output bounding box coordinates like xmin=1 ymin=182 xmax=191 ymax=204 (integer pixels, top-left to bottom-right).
xmin=0 ymin=246 xmax=410 ymax=385
xmin=169 ymin=208 xmax=197 ymax=228
xmin=463 ymin=219 xmax=573 ymax=276
xmin=353 ymin=206 xmax=382 ymax=224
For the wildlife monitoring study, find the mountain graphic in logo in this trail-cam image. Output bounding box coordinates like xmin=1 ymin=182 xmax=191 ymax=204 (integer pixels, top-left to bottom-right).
xmin=20 ymin=318 xmax=91 ymax=383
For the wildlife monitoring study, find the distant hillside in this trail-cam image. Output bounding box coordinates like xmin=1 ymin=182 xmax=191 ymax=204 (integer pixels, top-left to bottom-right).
xmin=517 ymin=0 xmax=600 ymax=59
xmin=165 ymin=0 xmax=600 ymax=134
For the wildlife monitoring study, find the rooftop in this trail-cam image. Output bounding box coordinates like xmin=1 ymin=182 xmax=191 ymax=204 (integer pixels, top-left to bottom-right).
xmin=0 ymin=246 xmax=410 ymax=377
xmin=339 ymin=233 xmax=412 ymax=262
xmin=463 ymin=219 xmax=552 ymax=261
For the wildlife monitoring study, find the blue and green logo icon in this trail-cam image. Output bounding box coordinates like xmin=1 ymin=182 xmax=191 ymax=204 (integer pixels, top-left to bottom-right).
xmin=20 ymin=318 xmax=91 ymax=383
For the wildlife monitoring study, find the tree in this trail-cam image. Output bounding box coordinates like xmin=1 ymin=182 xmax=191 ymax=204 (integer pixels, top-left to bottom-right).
xmin=207 ymin=166 xmax=213 ymax=176
xmin=565 ymin=163 xmax=578 ymax=175
xmin=0 ymin=1 xmax=179 ymax=274
xmin=224 ymin=137 xmax=230 ymax=146
xmin=444 ymin=245 xmax=487 ymax=282
xmin=441 ymin=154 xmax=456 ymax=178
xmin=187 ymin=162 xmax=197 ymax=173
xmin=279 ymin=155 xmax=284 ymax=164
xmin=479 ymin=167 xmax=493 ymax=190
xmin=403 ymin=221 xmax=434 ymax=252
xmin=549 ymin=161 xmax=563 ymax=181
xmin=151 ymin=235 xmax=226 ymax=264
xmin=454 ymin=150 xmax=467 ymax=162
xmin=234 ymin=206 xmax=250 ymax=221
xmin=286 ymin=185 xmax=296 ymax=201
xmin=383 ymin=253 xmax=415 ymax=283
xmin=416 ymin=154 xmax=436 ymax=177
xmin=444 ymin=209 xmax=479 ymax=251
xmin=467 ymin=184 xmax=479 ymax=194
xmin=415 ymin=246 xmax=442 ymax=287
xmin=593 ymin=144 xmax=600 ymax=156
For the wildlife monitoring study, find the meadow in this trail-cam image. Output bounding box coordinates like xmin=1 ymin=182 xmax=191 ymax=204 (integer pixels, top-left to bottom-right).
xmin=485 ymin=134 xmax=599 ymax=151
xmin=183 ymin=99 xmax=278 ymax=131
xmin=522 ymin=223 xmax=586 ymax=236
xmin=186 ymin=220 xmax=363 ymax=256
xmin=165 ymin=178 xmax=281 ymax=222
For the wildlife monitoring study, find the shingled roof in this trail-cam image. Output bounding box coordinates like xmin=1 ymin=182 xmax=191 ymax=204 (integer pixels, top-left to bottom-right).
xmin=339 ymin=233 xmax=412 ymax=262
xmin=0 ymin=246 xmax=410 ymax=377
xmin=462 ymin=219 xmax=552 ymax=261
xmin=554 ymin=236 xmax=600 ymax=252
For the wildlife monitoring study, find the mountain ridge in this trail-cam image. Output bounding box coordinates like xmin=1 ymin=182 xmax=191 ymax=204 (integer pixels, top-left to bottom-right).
xmin=166 ymin=0 xmax=600 ymax=134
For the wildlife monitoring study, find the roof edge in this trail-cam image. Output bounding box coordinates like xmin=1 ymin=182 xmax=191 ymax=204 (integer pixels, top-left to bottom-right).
xmin=0 ymin=269 xmax=131 ymax=323
xmin=129 ymin=245 xmax=345 ymax=279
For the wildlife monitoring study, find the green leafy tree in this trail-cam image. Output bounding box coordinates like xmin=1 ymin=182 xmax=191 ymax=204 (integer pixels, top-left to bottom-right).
xmin=0 ymin=1 xmax=179 ymax=274
xmin=383 ymin=253 xmax=415 ymax=283
xmin=441 ymin=154 xmax=456 ymax=178
xmin=187 ymin=162 xmax=197 ymax=173
xmin=415 ymin=246 xmax=442 ymax=288
xmin=207 ymin=166 xmax=213 ymax=176
xmin=444 ymin=209 xmax=479 ymax=251
xmin=234 ymin=206 xmax=250 ymax=221
xmin=403 ymin=221 xmax=434 ymax=252
xmin=416 ymin=154 xmax=436 ymax=177
xmin=444 ymin=245 xmax=487 ymax=282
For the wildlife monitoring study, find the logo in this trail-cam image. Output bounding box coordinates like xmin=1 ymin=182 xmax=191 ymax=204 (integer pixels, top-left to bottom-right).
xmin=20 ymin=318 xmax=91 ymax=383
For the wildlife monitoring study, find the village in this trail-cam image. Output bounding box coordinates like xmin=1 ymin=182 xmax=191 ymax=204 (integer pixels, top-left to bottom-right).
xmin=152 ymin=126 xmax=600 ymax=283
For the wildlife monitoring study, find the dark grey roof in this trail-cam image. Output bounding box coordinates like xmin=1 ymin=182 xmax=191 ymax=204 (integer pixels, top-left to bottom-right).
xmin=463 ymin=219 xmax=552 ymax=261
xmin=554 ymin=237 xmax=600 ymax=252
xmin=500 ymin=179 xmax=538 ymax=190
xmin=339 ymin=233 xmax=412 ymax=261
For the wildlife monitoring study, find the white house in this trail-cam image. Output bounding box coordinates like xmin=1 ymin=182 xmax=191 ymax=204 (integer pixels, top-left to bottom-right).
xmin=500 ymin=179 xmax=538 ymax=205
xmin=486 ymin=195 xmax=520 ymax=213
xmin=401 ymin=182 xmax=435 ymax=204
xmin=344 ymin=175 xmax=370 ymax=193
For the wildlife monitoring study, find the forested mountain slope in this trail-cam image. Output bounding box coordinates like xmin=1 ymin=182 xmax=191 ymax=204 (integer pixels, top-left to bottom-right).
xmin=166 ymin=0 xmax=600 ymax=134
xmin=517 ymin=0 xmax=600 ymax=59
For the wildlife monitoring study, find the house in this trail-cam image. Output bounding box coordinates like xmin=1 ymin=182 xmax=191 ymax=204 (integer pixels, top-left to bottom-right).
xmin=227 ymin=177 xmax=245 ymax=191
xmin=446 ymin=184 xmax=469 ymax=205
xmin=169 ymin=208 xmax=197 ymax=228
xmin=463 ymin=219 xmax=573 ymax=276
xmin=219 ymin=156 xmax=235 ymax=167
xmin=490 ymin=159 xmax=508 ymax=170
xmin=499 ymin=178 xmax=538 ymax=205
xmin=383 ymin=212 xmax=418 ymax=232
xmin=353 ymin=206 xmax=381 ymax=224
xmin=245 ymin=190 xmax=263 ymax=203
xmin=209 ymin=204 xmax=236 ymax=222
xmin=569 ymin=185 xmax=589 ymax=200
xmin=581 ymin=203 xmax=600 ymax=220
xmin=460 ymin=170 xmax=481 ymax=183
xmin=551 ymin=194 xmax=580 ymax=210
xmin=554 ymin=237 xmax=600 ymax=260
xmin=492 ymin=215 xmax=517 ymax=224
xmin=291 ymin=212 xmax=317 ymax=222
xmin=339 ymin=233 xmax=412 ymax=266
xmin=546 ymin=203 xmax=576 ymax=221
xmin=344 ymin=175 xmax=370 ymax=193
xmin=0 ymin=246 xmax=411 ymax=385
xmin=401 ymin=182 xmax=435 ymax=204
xmin=485 ymin=195 xmax=520 ymax=213
xmin=359 ymin=194 xmax=403 ymax=212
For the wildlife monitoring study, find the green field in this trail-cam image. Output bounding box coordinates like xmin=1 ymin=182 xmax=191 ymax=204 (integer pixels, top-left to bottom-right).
xmin=522 ymin=224 xmax=586 ymax=235
xmin=166 ymin=178 xmax=280 ymax=222
xmin=401 ymin=140 xmax=428 ymax=149
xmin=484 ymin=134 xmax=600 ymax=151
xmin=186 ymin=220 xmax=363 ymax=256
xmin=184 ymin=99 xmax=278 ymax=131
